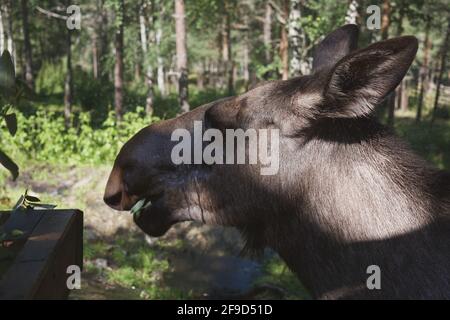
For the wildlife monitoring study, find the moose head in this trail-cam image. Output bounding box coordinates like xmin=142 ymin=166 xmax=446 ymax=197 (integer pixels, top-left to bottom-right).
xmin=105 ymin=26 xmax=450 ymax=298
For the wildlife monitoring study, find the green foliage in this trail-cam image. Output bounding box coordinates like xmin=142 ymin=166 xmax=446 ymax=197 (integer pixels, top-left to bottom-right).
xmin=255 ymin=255 xmax=311 ymax=300
xmin=35 ymin=60 xmax=65 ymax=96
xmin=0 ymin=106 xmax=160 ymax=165
xmin=105 ymin=0 xmax=125 ymax=29
xmin=74 ymin=68 xmax=114 ymax=113
xmin=255 ymin=55 xmax=282 ymax=80
xmin=189 ymin=88 xmax=229 ymax=108
xmin=395 ymin=117 xmax=450 ymax=170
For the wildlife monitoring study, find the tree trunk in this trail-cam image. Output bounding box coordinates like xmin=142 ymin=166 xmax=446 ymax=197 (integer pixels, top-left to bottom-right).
xmin=381 ymin=0 xmax=391 ymax=40
xmin=196 ymin=63 xmax=205 ymax=90
xmin=264 ymin=1 xmax=273 ymax=63
xmin=114 ymin=0 xmax=125 ymax=120
xmin=155 ymin=3 xmax=166 ymax=97
xmin=175 ymin=0 xmax=189 ymax=113
xmin=139 ymin=0 xmax=154 ymax=115
xmin=400 ymin=79 xmax=409 ymax=111
xmin=64 ymin=26 xmax=73 ymax=127
xmin=345 ymin=0 xmax=359 ymax=25
xmin=99 ymin=0 xmax=108 ymax=80
xmin=395 ymin=5 xmax=406 ymax=111
xmin=280 ymin=0 xmax=289 ymax=80
xmin=134 ymin=59 xmax=142 ymax=81
xmin=431 ymin=20 xmax=450 ymax=125
xmin=92 ymin=36 xmax=99 ymax=79
xmin=416 ymin=18 xmax=431 ymax=123
xmin=21 ymin=0 xmax=34 ymax=90
xmin=288 ymin=0 xmax=302 ymax=77
xmin=380 ymin=0 xmax=396 ymax=127
xmin=243 ymin=14 xmax=250 ymax=91
xmin=221 ymin=8 xmax=233 ymax=96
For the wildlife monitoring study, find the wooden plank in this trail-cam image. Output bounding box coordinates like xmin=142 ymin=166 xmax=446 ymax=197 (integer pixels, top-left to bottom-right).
xmin=0 ymin=211 xmax=46 ymax=283
xmin=0 ymin=210 xmax=45 ymax=241
xmin=0 ymin=210 xmax=83 ymax=300
xmin=0 ymin=212 xmax=9 ymax=226
xmin=31 ymin=210 xmax=83 ymax=299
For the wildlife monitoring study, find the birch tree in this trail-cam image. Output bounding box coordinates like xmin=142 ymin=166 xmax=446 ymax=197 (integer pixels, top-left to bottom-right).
xmin=0 ymin=6 xmax=4 ymax=53
xmin=345 ymin=0 xmax=359 ymax=25
xmin=288 ymin=0 xmax=302 ymax=77
xmin=64 ymin=0 xmax=73 ymax=127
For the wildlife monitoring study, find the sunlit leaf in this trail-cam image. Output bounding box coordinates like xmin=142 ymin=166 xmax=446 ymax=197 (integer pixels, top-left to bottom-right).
xmin=24 ymin=195 xmax=41 ymax=203
xmin=11 ymin=229 xmax=24 ymax=237
xmin=33 ymin=203 xmax=57 ymax=209
xmin=131 ymin=199 xmax=151 ymax=219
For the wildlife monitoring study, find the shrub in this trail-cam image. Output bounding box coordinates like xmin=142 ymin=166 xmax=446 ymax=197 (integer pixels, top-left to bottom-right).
xmin=73 ymin=67 xmax=114 ymax=114
xmin=0 ymin=106 xmax=160 ymax=166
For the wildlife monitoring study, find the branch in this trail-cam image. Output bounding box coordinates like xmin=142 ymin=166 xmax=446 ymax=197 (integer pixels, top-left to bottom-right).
xmin=232 ymin=23 xmax=249 ymax=31
xmin=268 ymin=0 xmax=282 ymax=15
xmin=268 ymin=1 xmax=287 ymax=25
xmin=275 ymin=12 xmax=286 ymax=25
xmin=36 ymin=6 xmax=67 ymax=20
xmin=254 ymin=16 xmax=265 ymax=24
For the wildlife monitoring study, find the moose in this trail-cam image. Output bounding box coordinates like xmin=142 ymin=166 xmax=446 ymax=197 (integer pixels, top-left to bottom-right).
xmin=104 ymin=25 xmax=450 ymax=299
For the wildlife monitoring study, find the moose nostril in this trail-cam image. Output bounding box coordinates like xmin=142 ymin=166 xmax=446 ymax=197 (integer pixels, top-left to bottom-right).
xmin=104 ymin=191 xmax=122 ymax=207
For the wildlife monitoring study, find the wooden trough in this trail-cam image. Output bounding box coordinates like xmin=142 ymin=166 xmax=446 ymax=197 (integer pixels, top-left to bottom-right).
xmin=0 ymin=209 xmax=83 ymax=300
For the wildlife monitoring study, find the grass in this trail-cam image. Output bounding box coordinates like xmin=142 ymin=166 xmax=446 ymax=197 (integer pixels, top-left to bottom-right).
xmin=254 ymin=255 xmax=311 ymax=299
xmin=80 ymin=234 xmax=192 ymax=300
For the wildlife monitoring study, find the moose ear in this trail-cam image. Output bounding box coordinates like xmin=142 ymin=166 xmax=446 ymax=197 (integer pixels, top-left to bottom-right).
xmin=312 ymin=24 xmax=359 ymax=73
xmin=204 ymin=97 xmax=240 ymax=130
xmin=321 ymin=36 xmax=418 ymax=118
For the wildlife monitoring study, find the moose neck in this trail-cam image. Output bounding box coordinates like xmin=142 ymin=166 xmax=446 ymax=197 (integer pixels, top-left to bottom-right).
xmin=270 ymin=120 xmax=450 ymax=299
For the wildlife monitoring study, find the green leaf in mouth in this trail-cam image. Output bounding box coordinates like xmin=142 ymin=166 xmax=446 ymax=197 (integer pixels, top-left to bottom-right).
xmin=130 ymin=199 xmax=152 ymax=219
xmin=11 ymin=229 xmax=24 ymax=238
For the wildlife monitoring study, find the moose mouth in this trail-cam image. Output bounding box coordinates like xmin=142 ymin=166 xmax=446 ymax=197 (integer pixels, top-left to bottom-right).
xmin=131 ymin=193 xmax=173 ymax=237
xmin=131 ymin=189 xmax=195 ymax=237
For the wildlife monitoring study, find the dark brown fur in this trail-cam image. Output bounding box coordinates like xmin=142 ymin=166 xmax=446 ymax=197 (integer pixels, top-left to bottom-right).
xmin=104 ymin=25 xmax=450 ymax=299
